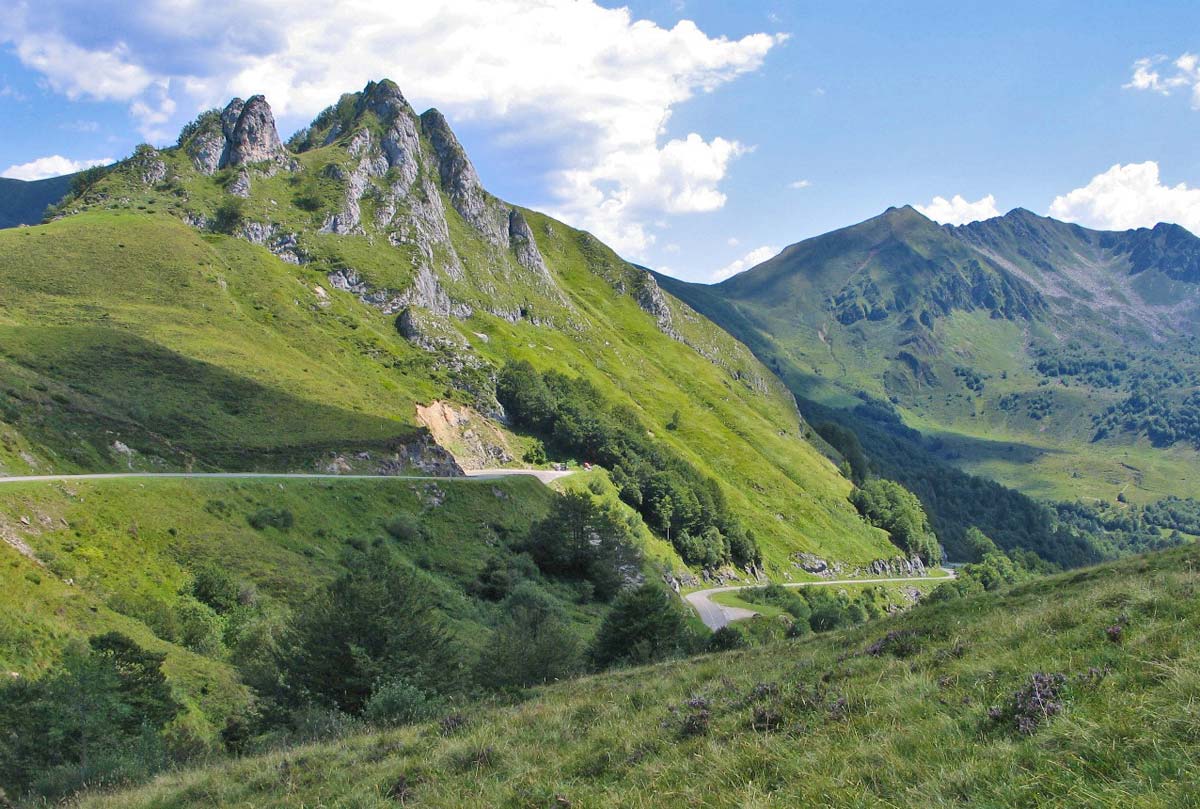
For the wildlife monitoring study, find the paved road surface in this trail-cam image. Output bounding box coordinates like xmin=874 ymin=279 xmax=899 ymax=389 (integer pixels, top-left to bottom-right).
xmin=685 ymin=573 xmax=955 ymax=630
xmin=0 ymin=469 xmax=573 ymax=486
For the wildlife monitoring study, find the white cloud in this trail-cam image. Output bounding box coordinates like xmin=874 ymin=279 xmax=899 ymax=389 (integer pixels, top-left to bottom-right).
xmin=1125 ymin=54 xmax=1200 ymax=107
xmin=711 ymin=244 xmax=778 ymax=282
xmin=788 ymin=179 xmax=811 ymax=189
xmin=0 ymin=1 xmax=785 ymax=257
xmin=1048 ymin=161 xmax=1200 ymax=234
xmin=915 ymin=193 xmax=1000 ymax=225
xmin=726 ymin=236 xmax=740 ymax=246
xmin=2 ymin=154 xmax=113 ymax=181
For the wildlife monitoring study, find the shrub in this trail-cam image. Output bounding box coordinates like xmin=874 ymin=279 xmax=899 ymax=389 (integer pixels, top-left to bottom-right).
xmin=189 ymin=564 xmax=240 ymax=613
xmin=364 ymin=677 xmax=442 ymax=727
xmin=247 ymin=507 xmax=294 ymax=531
xmin=524 ymin=491 xmax=639 ymax=602
xmin=988 ymin=672 xmax=1068 ymax=735
xmin=212 ymin=198 xmax=246 ymax=235
xmin=707 ymin=625 xmax=748 ymax=652
xmin=384 ymin=512 xmax=426 ymax=543
xmin=278 ymin=543 xmax=463 ymax=714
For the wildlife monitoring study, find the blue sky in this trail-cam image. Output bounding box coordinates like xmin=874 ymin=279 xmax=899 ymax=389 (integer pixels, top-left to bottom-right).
xmin=2 ymin=1 xmax=1199 ymax=282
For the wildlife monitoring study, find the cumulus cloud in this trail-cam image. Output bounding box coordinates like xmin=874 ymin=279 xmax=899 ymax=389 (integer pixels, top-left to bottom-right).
xmin=711 ymin=245 xmax=779 ymax=282
xmin=915 ymin=193 xmax=1000 ymax=225
xmin=0 ymin=1 xmax=784 ymax=257
xmin=1048 ymin=161 xmax=1200 ymax=234
xmin=788 ymin=179 xmax=811 ymax=189
xmin=1125 ymin=54 xmax=1200 ymax=107
xmin=2 ymin=154 xmax=113 ymax=181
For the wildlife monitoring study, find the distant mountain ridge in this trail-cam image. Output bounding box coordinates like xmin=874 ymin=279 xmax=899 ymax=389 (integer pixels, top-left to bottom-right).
xmin=0 ymin=173 xmax=76 ymax=228
xmin=659 ymin=205 xmax=1200 ymax=513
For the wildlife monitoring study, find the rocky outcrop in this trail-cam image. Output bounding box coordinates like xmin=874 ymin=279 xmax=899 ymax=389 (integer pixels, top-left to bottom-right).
xmin=228 ymin=170 xmax=252 ymax=198
xmin=508 ymin=209 xmax=550 ymax=278
xmin=633 ymin=271 xmax=679 ymax=339
xmin=328 ymin=266 xmax=470 ymax=319
xmin=864 ymin=555 xmax=927 ymax=577
xmin=790 ymin=551 xmax=929 ymax=579
xmin=128 ymin=147 xmax=168 ymax=186
xmin=421 ymin=108 xmax=509 ymax=246
xmin=375 ymin=432 xmax=464 ymax=476
xmin=219 ymin=96 xmax=286 ymax=168
xmin=415 ymin=400 xmax=514 ymax=468
xmin=236 ymin=221 xmax=305 ymax=264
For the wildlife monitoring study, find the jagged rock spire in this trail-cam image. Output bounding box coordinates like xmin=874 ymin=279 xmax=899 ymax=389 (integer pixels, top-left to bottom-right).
xmin=220 ymin=95 xmax=285 ymax=168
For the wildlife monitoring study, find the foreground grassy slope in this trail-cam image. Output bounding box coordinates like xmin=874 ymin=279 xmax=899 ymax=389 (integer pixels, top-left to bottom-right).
xmin=0 ymin=476 xmax=570 ymax=733
xmin=83 ymin=544 xmax=1200 ymax=808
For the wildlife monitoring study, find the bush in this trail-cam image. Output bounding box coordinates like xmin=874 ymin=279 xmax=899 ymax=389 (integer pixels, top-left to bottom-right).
xmin=364 ymin=677 xmax=442 ymax=727
xmin=189 ymin=564 xmax=240 ymax=613
xmin=212 ymin=198 xmax=246 ymax=235
xmin=175 ymin=596 xmax=225 ymax=656
xmin=384 ymin=512 xmax=426 ymax=543
xmin=524 ymin=491 xmax=640 ymax=602
xmin=0 ymin=633 xmax=179 ymax=800
xmin=247 ymin=507 xmax=294 ymax=531
xmin=707 ymin=625 xmax=748 ymax=652
xmin=278 ymin=543 xmax=463 ymax=714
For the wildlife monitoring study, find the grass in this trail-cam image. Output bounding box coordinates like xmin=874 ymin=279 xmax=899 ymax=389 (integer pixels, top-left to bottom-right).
xmin=0 ymin=475 xmax=585 ymax=739
xmin=73 ymin=542 xmax=1200 ymax=808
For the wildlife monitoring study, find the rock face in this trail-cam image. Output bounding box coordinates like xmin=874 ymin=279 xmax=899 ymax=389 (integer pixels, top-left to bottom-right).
xmin=219 ymin=96 xmax=286 ymax=168
xmin=420 ymin=108 xmax=509 ymax=246
xmin=508 ymin=209 xmax=550 ymax=278
xmin=633 ymin=271 xmax=678 ymax=339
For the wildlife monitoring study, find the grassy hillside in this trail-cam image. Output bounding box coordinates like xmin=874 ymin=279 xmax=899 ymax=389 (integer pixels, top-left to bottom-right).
xmin=0 ymin=80 xmax=899 ymax=571
xmin=78 ymin=542 xmax=1200 ymax=808
xmin=1 ymin=476 xmax=572 ymax=734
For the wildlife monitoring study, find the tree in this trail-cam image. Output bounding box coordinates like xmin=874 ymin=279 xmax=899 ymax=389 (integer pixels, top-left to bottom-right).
xmin=591 ymin=583 xmax=699 ymax=668
xmin=524 ymin=492 xmax=640 ymax=601
xmin=475 ymin=583 xmax=582 ymax=689
xmin=962 ymin=527 xmax=1000 ymax=563
xmin=279 ymin=542 xmax=463 ymax=714
xmin=497 ymin=360 xmax=557 ymax=432
xmin=0 ymin=634 xmax=178 ymax=800
xmin=850 ymin=479 xmax=941 ymax=564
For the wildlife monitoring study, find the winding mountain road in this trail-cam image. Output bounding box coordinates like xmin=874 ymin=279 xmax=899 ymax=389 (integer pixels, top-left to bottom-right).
xmin=685 ymin=572 xmax=955 ymax=630
xmin=0 ymin=469 xmax=574 ymax=486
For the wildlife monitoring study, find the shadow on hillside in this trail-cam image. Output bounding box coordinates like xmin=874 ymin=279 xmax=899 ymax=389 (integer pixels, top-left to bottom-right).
xmin=0 ymin=325 xmax=421 ymax=470
xmin=926 ymin=430 xmax=1058 ymax=465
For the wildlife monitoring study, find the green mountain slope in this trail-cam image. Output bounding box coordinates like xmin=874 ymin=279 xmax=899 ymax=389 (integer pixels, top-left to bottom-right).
xmin=0 ymin=174 xmax=75 ymax=229
xmin=660 ymin=206 xmax=1200 ymax=553
xmin=0 ymin=79 xmax=896 ymax=571
xmin=81 ymin=542 xmax=1200 ymax=808
xmin=0 ymin=475 xmax=564 ymax=739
